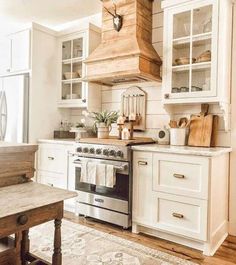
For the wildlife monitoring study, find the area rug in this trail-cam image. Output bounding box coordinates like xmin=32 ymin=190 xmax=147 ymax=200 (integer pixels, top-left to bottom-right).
xmin=29 ymin=220 xmax=197 ymax=265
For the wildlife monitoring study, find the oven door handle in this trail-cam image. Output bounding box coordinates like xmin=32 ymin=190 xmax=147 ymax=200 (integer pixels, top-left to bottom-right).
xmin=73 ymin=160 xmax=127 ymax=171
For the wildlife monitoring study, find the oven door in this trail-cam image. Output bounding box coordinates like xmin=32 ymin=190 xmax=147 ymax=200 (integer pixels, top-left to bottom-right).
xmin=68 ymin=154 xmax=130 ymax=202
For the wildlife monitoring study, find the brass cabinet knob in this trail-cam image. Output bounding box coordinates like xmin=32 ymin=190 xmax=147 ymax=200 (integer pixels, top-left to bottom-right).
xmin=17 ymin=214 xmax=28 ymax=225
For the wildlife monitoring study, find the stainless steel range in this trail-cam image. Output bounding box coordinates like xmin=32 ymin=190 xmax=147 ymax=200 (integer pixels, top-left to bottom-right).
xmin=68 ymin=141 xmax=133 ymax=229
xmin=68 ymin=137 xmax=154 ymax=228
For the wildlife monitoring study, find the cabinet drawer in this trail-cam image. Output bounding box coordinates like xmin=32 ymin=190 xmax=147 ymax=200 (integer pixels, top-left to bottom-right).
xmin=153 ymin=153 xmax=209 ymax=199
xmin=38 ymin=144 xmax=67 ymax=174
xmin=154 ymin=193 xmax=207 ymax=241
xmin=38 ymin=171 xmax=67 ymax=189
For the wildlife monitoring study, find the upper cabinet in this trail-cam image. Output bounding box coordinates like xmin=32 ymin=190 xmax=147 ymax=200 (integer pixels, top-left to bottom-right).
xmin=162 ymin=0 xmax=233 ymax=124
xmin=58 ymin=24 xmax=102 ymax=110
xmin=0 ymin=29 xmax=30 ymax=75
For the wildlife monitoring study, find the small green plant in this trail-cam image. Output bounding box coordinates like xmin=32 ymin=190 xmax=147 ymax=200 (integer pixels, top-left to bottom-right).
xmin=75 ymin=122 xmax=85 ymax=128
xmin=92 ymin=110 xmax=119 ymax=131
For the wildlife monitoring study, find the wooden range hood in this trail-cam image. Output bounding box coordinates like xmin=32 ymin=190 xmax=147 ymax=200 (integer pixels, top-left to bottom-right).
xmin=84 ymin=0 xmax=162 ymax=86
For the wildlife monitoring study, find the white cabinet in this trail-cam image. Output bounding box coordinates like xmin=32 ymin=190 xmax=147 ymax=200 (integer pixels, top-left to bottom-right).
xmin=161 ymin=0 xmax=233 ymax=129
xmin=0 ymin=29 xmax=30 ymax=75
xmin=132 ymin=150 xmax=229 ymax=256
xmin=58 ymin=24 xmax=101 ymax=110
xmin=37 ymin=142 xmax=73 ymax=189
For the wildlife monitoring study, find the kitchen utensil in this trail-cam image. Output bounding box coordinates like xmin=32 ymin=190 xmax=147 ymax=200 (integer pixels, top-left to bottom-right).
xmin=211 ymin=115 xmax=219 ymax=147
xmin=175 ymin=57 xmax=196 ymax=65
xmin=178 ymin=117 xmax=188 ymax=127
xmin=169 ymin=120 xmax=178 ymax=128
xmin=201 ymin=103 xmax=209 ymax=116
xmin=188 ymin=114 xmax=213 ymax=147
xmin=191 ymin=86 xmax=202 ymax=92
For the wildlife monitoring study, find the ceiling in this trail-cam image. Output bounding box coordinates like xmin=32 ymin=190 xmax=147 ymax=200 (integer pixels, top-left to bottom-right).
xmin=0 ymin=0 xmax=102 ymax=35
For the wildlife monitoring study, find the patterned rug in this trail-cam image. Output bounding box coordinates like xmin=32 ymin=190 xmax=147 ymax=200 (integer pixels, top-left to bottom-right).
xmin=29 ymin=220 xmax=197 ymax=265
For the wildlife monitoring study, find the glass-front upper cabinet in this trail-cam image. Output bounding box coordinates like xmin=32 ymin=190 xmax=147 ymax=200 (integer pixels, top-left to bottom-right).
xmin=163 ymin=0 xmax=218 ymax=101
xmin=60 ymin=34 xmax=85 ymax=106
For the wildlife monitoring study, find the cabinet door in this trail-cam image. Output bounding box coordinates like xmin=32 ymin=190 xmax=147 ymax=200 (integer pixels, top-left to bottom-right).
xmin=163 ymin=0 xmax=218 ymax=101
xmin=0 ymin=38 xmax=11 ymax=75
xmin=132 ymin=152 xmax=154 ymax=225
xmin=10 ymin=30 xmax=30 ymax=72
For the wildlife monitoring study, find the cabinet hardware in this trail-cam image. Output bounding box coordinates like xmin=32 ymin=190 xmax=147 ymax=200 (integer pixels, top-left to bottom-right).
xmin=138 ymin=161 xmax=148 ymax=166
xmin=48 ymin=156 xmax=55 ymax=160
xmin=82 ymin=99 xmax=86 ymax=103
xmin=164 ymin=93 xmax=169 ymax=99
xmin=6 ymin=69 xmax=11 ymax=72
xmin=17 ymin=214 xmax=28 ymax=225
xmin=173 ymin=173 xmax=185 ymax=179
xmin=172 ymin=213 xmax=184 ymax=219
xmin=47 ymin=183 xmax=54 ymax=187
xmin=95 ymin=198 xmax=104 ymax=203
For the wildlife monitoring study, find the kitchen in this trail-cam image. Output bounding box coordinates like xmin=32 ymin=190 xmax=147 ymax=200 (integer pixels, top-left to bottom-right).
xmin=0 ymin=0 xmax=236 ymax=264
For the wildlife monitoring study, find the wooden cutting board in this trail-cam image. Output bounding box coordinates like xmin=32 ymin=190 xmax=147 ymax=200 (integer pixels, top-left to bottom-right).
xmin=188 ymin=114 xmax=214 ymax=147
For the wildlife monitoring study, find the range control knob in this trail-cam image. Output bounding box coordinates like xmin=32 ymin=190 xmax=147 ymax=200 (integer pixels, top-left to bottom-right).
xmin=109 ymin=150 xmax=116 ymax=156
xmin=96 ymin=148 xmax=102 ymax=155
xmin=117 ymin=151 xmax=124 ymax=158
xmin=83 ymin=147 xmax=89 ymax=153
xmin=89 ymin=148 xmax=95 ymax=154
xmin=103 ymin=149 xmax=109 ymax=156
xmin=77 ymin=147 xmax=82 ymax=153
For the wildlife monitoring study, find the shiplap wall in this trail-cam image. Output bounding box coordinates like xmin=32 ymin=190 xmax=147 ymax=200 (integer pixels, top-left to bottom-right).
xmin=65 ymin=0 xmax=231 ymax=146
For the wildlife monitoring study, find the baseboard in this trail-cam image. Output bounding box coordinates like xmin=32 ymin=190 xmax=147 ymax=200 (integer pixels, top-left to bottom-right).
xmin=229 ymin=222 xmax=236 ymax=236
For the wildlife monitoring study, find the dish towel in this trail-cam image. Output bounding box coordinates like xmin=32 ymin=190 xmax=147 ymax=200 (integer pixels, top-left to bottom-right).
xmin=80 ymin=161 xmax=97 ymax=185
xmin=106 ymin=165 xmax=116 ymax=188
xmin=96 ymin=164 xmax=106 ymax=186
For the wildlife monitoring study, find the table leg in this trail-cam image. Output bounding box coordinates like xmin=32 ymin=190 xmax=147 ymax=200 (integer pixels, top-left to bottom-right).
xmin=52 ymin=219 xmax=62 ymax=265
xmin=21 ymin=230 xmax=30 ymax=265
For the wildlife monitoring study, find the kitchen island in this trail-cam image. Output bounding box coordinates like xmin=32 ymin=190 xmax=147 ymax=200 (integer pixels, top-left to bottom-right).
xmin=0 ymin=142 xmax=76 ymax=265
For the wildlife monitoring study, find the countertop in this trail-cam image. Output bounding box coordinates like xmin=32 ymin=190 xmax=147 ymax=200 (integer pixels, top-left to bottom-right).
xmin=132 ymin=144 xmax=232 ymax=157
xmin=0 ymin=141 xmax=38 ymax=153
xmin=38 ymin=139 xmax=75 ymax=145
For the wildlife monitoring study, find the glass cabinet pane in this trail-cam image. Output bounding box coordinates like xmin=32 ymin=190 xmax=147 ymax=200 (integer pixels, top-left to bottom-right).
xmin=173 ymin=11 xmax=191 ymax=39
xmin=62 ymin=83 xmax=71 ymax=100
xmin=62 ymin=41 xmax=71 ymax=60
xmin=191 ymin=69 xmax=211 ymax=92
xmin=62 ymin=63 xmax=71 ymax=80
xmin=73 ymin=38 xmax=83 ymax=58
xmin=193 ymin=5 xmax=212 ymax=35
xmin=72 ymin=82 xmax=82 ymax=100
xmin=173 ymin=43 xmax=190 ymax=66
xmin=72 ymin=62 xmax=82 ymax=79
xmin=172 ymin=70 xmax=190 ymax=94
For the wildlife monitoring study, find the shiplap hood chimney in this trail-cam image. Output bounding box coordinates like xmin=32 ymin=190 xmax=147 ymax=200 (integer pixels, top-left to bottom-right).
xmin=84 ymin=0 xmax=162 ymax=86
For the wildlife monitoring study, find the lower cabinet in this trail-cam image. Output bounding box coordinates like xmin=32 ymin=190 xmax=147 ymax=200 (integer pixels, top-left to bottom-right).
xmin=132 ymin=151 xmax=229 ymax=256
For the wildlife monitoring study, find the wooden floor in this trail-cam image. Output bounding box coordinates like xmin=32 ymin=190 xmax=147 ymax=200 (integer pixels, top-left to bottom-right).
xmin=65 ymin=211 xmax=236 ymax=265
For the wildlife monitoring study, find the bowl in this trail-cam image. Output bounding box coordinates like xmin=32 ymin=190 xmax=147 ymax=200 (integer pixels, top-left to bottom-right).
xmin=64 ymin=72 xmax=79 ymax=80
xmin=175 ymin=57 xmax=196 ymax=65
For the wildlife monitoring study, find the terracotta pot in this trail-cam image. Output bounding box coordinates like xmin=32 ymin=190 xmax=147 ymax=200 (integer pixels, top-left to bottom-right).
xmin=97 ymin=123 xmax=110 ymax=139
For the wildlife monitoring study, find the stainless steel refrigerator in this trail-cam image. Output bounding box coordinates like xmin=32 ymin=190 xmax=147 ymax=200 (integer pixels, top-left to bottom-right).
xmin=0 ymin=74 xmax=29 ymax=143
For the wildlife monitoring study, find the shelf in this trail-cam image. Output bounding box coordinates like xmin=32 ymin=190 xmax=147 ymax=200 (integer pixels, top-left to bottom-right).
xmin=173 ymin=32 xmax=212 ymax=48
xmin=62 ymin=78 xmax=83 ymax=84
xmin=172 ymin=61 xmax=211 ymax=72
xmin=62 ymin=57 xmax=84 ymax=64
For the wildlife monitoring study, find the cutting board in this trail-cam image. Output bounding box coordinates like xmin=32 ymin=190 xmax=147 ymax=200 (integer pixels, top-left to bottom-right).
xmin=188 ymin=114 xmax=213 ymax=147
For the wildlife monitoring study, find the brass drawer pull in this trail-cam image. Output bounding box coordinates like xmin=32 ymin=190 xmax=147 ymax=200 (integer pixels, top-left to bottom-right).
xmin=172 ymin=213 xmax=184 ymax=219
xmin=173 ymin=173 xmax=185 ymax=179
xmin=138 ymin=161 xmax=148 ymax=166
xmin=17 ymin=214 xmax=28 ymax=225
xmin=48 ymin=156 xmax=55 ymax=160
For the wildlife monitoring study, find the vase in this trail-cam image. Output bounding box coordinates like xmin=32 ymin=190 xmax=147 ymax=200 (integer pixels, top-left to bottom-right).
xmin=97 ymin=123 xmax=110 ymax=139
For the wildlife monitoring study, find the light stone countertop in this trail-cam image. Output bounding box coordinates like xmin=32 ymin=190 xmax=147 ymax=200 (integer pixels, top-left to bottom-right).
xmin=38 ymin=139 xmax=75 ymax=145
xmin=0 ymin=182 xmax=77 ymax=219
xmin=132 ymin=144 xmax=232 ymax=157
xmin=0 ymin=141 xmax=38 ymax=153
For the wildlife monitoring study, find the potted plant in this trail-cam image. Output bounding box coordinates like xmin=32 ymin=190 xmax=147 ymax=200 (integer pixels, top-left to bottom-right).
xmin=92 ymin=111 xmax=119 ymax=139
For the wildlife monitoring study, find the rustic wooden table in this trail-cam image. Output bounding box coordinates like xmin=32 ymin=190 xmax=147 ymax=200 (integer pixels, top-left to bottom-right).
xmin=0 ymin=182 xmax=77 ymax=265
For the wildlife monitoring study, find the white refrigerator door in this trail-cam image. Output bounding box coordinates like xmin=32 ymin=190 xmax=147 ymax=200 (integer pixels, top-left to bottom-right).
xmin=1 ymin=75 xmax=29 ymax=143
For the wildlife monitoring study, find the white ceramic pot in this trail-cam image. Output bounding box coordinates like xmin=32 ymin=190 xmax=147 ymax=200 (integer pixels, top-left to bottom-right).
xmin=170 ymin=128 xmax=188 ymax=146
xmin=97 ymin=123 xmax=110 ymax=139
